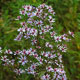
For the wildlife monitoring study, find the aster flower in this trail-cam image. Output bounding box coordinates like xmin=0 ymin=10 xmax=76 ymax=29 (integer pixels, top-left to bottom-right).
xmin=36 ymin=20 xmax=43 ymax=27
xmin=1 ymin=55 xmax=8 ymax=62
xmin=68 ymin=31 xmax=74 ymax=37
xmin=17 ymin=28 xmax=25 ymax=33
xmin=23 ymin=5 xmax=32 ymax=11
xmin=9 ymin=59 xmax=15 ymax=65
xmin=31 ymin=39 xmax=37 ymax=45
xmin=27 ymin=12 xmax=35 ymax=17
xmin=14 ymin=33 xmax=23 ymax=41
xmin=14 ymin=50 xmax=21 ymax=55
xmin=45 ymin=42 xmax=53 ymax=49
xmin=46 ymin=66 xmax=54 ymax=72
xmin=48 ymin=16 xmax=55 ymax=23
xmin=21 ymin=49 xmax=27 ymax=55
xmin=50 ymin=31 xmax=56 ymax=37
xmin=41 ymin=74 xmax=50 ymax=80
xmin=54 ymin=36 xmax=62 ymax=42
xmin=20 ymin=10 xmax=26 ymax=15
xmin=14 ymin=69 xmax=25 ymax=75
xmin=15 ymin=16 xmax=21 ymax=20
xmin=19 ymin=56 xmax=28 ymax=65
xmin=5 ymin=49 xmax=13 ymax=54
xmin=20 ymin=22 xmax=26 ymax=27
xmin=37 ymin=56 xmax=43 ymax=64
xmin=25 ymin=67 xmax=36 ymax=75
xmin=30 ymin=63 xmax=36 ymax=70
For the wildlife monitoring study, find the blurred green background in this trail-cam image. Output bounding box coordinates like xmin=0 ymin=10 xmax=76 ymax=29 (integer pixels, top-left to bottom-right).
xmin=0 ymin=0 xmax=80 ymax=80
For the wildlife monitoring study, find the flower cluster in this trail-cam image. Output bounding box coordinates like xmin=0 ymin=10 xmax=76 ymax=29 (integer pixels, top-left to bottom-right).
xmin=15 ymin=27 xmax=37 ymax=41
xmin=0 ymin=3 xmax=74 ymax=80
xmin=0 ymin=48 xmax=67 ymax=79
xmin=45 ymin=42 xmax=53 ymax=49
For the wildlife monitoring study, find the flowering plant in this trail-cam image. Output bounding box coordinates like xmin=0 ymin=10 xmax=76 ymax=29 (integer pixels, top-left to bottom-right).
xmin=0 ymin=3 xmax=74 ymax=80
